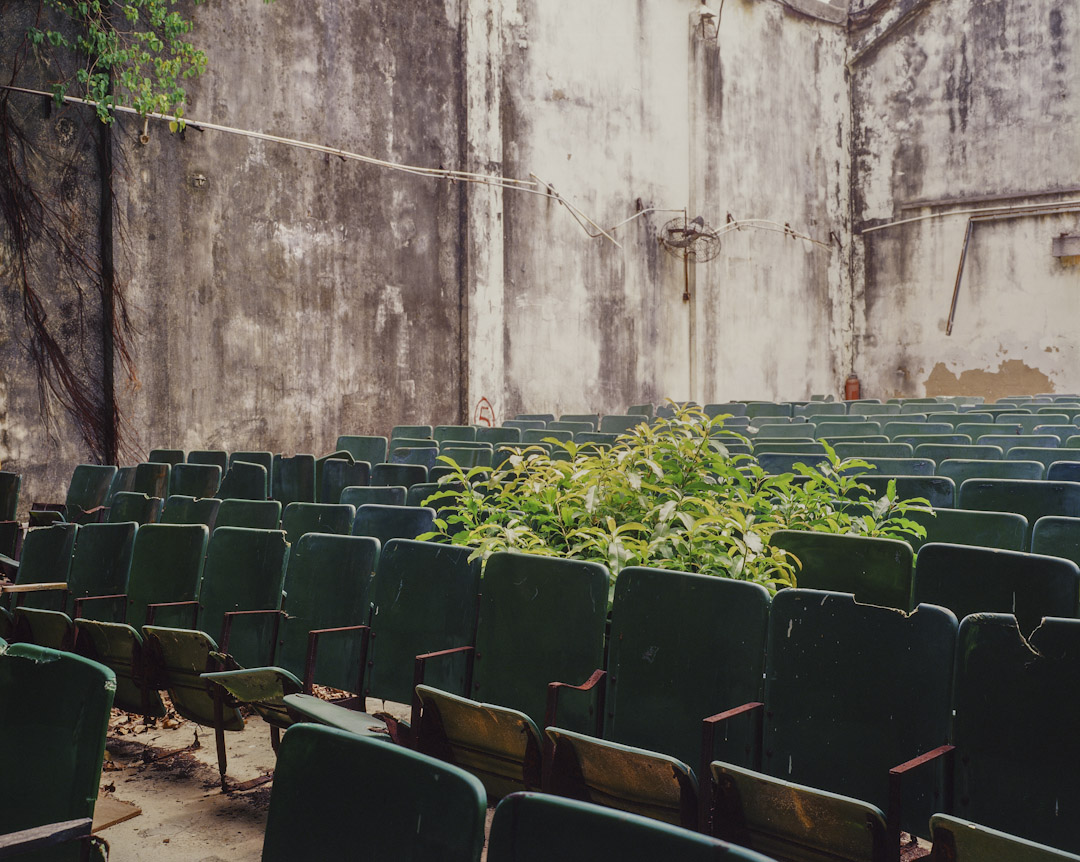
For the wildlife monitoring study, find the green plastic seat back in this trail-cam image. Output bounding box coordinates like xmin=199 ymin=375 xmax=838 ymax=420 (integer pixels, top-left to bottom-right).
xmin=841 ymin=457 xmax=935 ymax=476
xmin=73 ymin=619 xmax=166 ymax=717
xmin=371 ymin=462 xmax=428 ymax=488
xmin=262 ymin=724 xmax=486 ymax=862
xmin=751 ymin=422 xmax=817 ymax=440
xmin=953 ymin=614 xmax=1080 ymax=851
xmin=319 ymin=458 xmax=370 ymax=504
xmin=142 ymin=624 xmax=243 ymax=729
xmin=478 ymin=426 xmax=521 ymax=445
xmin=958 ymin=422 xmax=1018 ymax=438
xmin=848 ymin=403 xmax=900 ymax=416
xmin=391 ymin=447 xmax=440 ymax=469
xmin=215 ymin=498 xmax=281 ymax=530
xmin=913 ymin=543 xmax=1079 ymax=635
xmin=856 ymin=474 xmax=955 ymax=507
xmin=979 ymin=434 xmax=1061 ymax=452
xmin=229 ymin=451 xmax=273 ymax=494
xmin=560 ymin=413 xmax=600 ymax=426
xmin=1068 ymin=436 xmax=1080 ymax=448
xmin=893 ymin=433 xmax=972 ymax=447
xmin=0 ymin=470 xmax=20 ymax=521
xmin=517 ymin=413 xmax=556 ymax=422
xmin=277 ymin=533 xmax=379 ymax=687
xmin=132 ymin=462 xmax=170 ymax=498
xmin=147 ymin=448 xmax=184 ymax=466
xmin=751 ymin=441 xmax=821 ymax=455
xmin=0 ymin=644 xmax=115 ymax=840
xmin=169 ymin=462 xmax=221 ymax=498
xmin=159 ymin=495 xmax=220 ymax=529
xmin=341 ymin=484 xmax=407 ymax=507
xmin=440 ymin=447 xmax=494 ymax=468
xmin=929 ymin=813 xmax=1080 ymax=862
xmin=504 ymin=420 xmax=546 ymax=432
xmin=187 ymin=449 xmax=228 ymax=472
xmin=352 ymin=503 xmax=436 ymax=546
xmin=489 ymin=791 xmax=765 ymax=862
xmin=796 ymin=402 xmax=845 ymax=417
xmin=367 ymin=539 xmax=479 ymax=704
xmin=474 ymin=552 xmax=608 ymax=730
xmin=391 ymin=437 xmax=440 ymax=451
xmin=939 ymin=457 xmax=1040 ymax=484
xmin=769 ymin=530 xmax=914 ymax=610
xmin=756 ymin=452 xmax=829 ymax=475
xmin=547 ymin=421 xmax=594 ymax=436
xmin=762 ymin=589 xmax=956 ymax=837
xmin=272 ymin=454 xmax=316 ymax=506
xmin=406 ymin=482 xmax=463 ymax=510
xmin=215 ymin=460 xmax=269 ymax=500
xmin=15 ymin=524 xmax=78 ymax=611
xmin=1031 ymin=516 xmax=1080 ymax=567
xmin=1007 ymin=414 xmax=1071 ymax=433
xmin=313 ymin=451 xmax=353 ymax=503
xmin=598 ymin=414 xmax=643 ymax=434
xmin=198 ymin=527 xmax=289 ymax=666
xmin=884 ymin=422 xmax=955 ymax=438
xmin=745 ymin=403 xmax=791 ymax=419
xmin=904 ymin=507 xmax=1028 ymax=553
xmin=335 ymin=435 xmax=388 ymax=465
xmin=281 ymin=502 xmax=356 ymax=546
xmin=66 ymin=521 xmax=136 ymax=617
xmin=65 ymin=464 xmax=117 ymax=521
xmin=1007 ymin=447 xmax=1075 ymax=471
xmin=125 ymin=523 xmax=208 ymax=631
xmin=705 ymin=402 xmax=748 ymax=418
xmin=815 ymin=421 xmax=881 ymax=438
xmin=606 ymin=568 xmax=769 ymax=768
xmin=918 ymin=444 xmax=1003 ymax=462
xmin=434 ymin=424 xmax=477 ymax=443
xmin=574 ymin=432 xmax=619 ymax=446
xmin=521 ymin=429 xmax=571 ymax=445
xmin=1032 ymin=425 xmax=1080 ymax=442
xmin=107 ymin=491 xmax=163 ymax=525
xmin=959 ymin=479 xmax=1080 ymax=544
xmin=831 ymin=442 xmax=913 ymax=458
xmin=391 ymin=424 xmax=433 ymax=440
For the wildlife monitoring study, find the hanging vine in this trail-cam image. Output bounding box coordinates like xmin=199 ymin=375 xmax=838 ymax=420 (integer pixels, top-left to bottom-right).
xmin=1 ymin=0 xmax=216 ymax=461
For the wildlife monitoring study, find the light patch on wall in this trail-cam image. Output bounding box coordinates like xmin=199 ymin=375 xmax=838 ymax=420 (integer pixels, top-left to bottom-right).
xmin=374 ymin=284 xmax=405 ymax=335
xmin=924 ymin=359 xmax=1055 ymax=400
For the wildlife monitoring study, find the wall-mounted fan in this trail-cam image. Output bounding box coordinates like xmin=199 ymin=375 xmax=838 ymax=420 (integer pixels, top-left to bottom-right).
xmin=658 ymin=214 xmax=722 ymax=262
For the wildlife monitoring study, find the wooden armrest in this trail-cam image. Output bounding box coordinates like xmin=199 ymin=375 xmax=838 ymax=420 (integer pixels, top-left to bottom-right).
xmin=0 ymin=817 xmax=92 ymax=857
xmin=304 ymin=624 xmax=370 ymax=695
xmin=220 ymin=608 xmax=287 ymax=658
xmin=886 ymin=744 xmax=955 ymax=861
xmin=412 ymin=645 xmax=475 ymax=737
xmin=1 ymin=581 xmax=67 ymax=594
xmin=701 ymin=702 xmax=765 ymax=832
xmin=146 ymin=600 xmax=199 ymax=628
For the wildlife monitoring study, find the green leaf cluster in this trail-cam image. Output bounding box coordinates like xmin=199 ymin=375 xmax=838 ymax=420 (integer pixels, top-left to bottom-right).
xmin=420 ymin=405 xmax=931 ymax=595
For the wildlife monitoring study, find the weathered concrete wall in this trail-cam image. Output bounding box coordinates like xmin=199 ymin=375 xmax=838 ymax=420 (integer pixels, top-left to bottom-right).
xmin=0 ymin=5 xmax=110 ymax=514
xmin=851 ymin=0 xmax=1080 ymax=399
xmin=689 ymin=0 xmax=850 ymax=402
xmin=114 ymin=0 xmax=467 ymax=456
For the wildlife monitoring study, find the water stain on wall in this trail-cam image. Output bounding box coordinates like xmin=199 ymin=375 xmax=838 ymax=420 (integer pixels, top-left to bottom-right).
xmin=924 ymin=359 xmax=1054 ymax=399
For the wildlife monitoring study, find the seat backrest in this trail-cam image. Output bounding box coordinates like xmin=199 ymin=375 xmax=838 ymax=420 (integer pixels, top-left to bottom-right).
xmin=281 ymin=502 xmax=355 ymax=546
xmin=214 ymin=498 xmax=281 ymax=530
xmin=938 ymin=457 xmax=1041 ymax=484
xmin=107 ymin=491 xmax=163 ymax=525
xmin=391 ymin=446 xmax=440 ymax=470
xmin=705 ymin=402 xmax=749 ymax=418
xmin=884 ymin=422 xmax=956 ymax=438
xmin=751 ymin=423 xmax=816 ymax=440
xmin=893 ymin=433 xmax=973 ymax=448
xmin=978 ymin=434 xmax=1061 ymax=452
xmin=65 ymin=521 xmax=137 ymax=617
xmin=434 ymin=424 xmax=478 ymax=443
xmin=918 ymin=444 xmax=1003 ymax=463
xmin=1031 ymin=515 xmax=1080 ymax=567
xmin=606 ymin=567 xmax=770 ymax=768
xmin=815 ymin=421 xmax=883 ymax=439
xmin=756 ymin=452 xmax=828 ymax=475
xmin=958 ymin=479 xmax=1080 ymax=544
xmin=488 ymin=792 xmax=766 ymax=862
xmin=277 ymin=533 xmax=379 ymax=687
xmin=745 ymin=402 xmax=792 ymax=419
xmin=762 ymin=589 xmax=956 ymax=837
xmin=132 ymin=461 xmax=170 ymax=498
xmin=477 ymin=426 xmax=522 ymax=445
xmin=371 ymin=462 xmax=428 ymax=488
xmin=215 ymin=460 xmax=269 ymax=501
xmin=952 ymin=614 xmax=1080 ymax=852
xmin=147 ymin=448 xmax=185 ymax=466
xmin=473 ymin=552 xmax=608 ymax=730
xmin=904 ymin=507 xmax=1028 ymax=553
xmin=341 ymin=484 xmax=407 ymax=507
xmin=229 ymin=451 xmax=273 ymax=495
xmin=440 ymin=447 xmax=495 ymax=468
xmin=1007 ymin=447 xmax=1076 ymax=471
xmin=560 ymin=413 xmax=600 ymax=426
xmin=319 ymin=458 xmax=370 ymax=504
xmin=15 ymin=523 xmax=78 ymax=598
xmin=352 ymin=504 xmax=436 ymax=546
xmin=831 ymin=442 xmax=913 ymax=458
xmin=855 ymin=474 xmax=956 ymax=507
xmin=159 ymin=495 xmax=221 ymax=529
xmin=366 ymin=539 xmax=480 ymax=704
xmin=65 ymin=464 xmax=118 ymax=521
xmin=929 ymin=813 xmax=1080 ymax=862
xmin=169 ymin=462 xmax=221 ymax=498
xmin=958 ymin=422 xmax=1019 ymax=439
xmin=599 ymin=414 xmax=644 ymax=434
xmin=187 ymin=449 xmax=229 ymax=472
xmin=913 ymin=543 xmax=1079 ymax=635
xmin=272 ymin=454 xmax=316 ymax=506
xmin=768 ymin=530 xmax=914 ymax=610
xmin=262 ymin=724 xmax=486 ymax=862
xmin=104 ymin=465 xmax=136 ymax=506
xmin=335 ymin=435 xmax=388 ymax=466
xmin=125 ymin=523 xmax=209 ymax=630
xmin=0 ymin=644 xmax=115 ymax=836
xmin=841 ymin=457 xmax=936 ymax=476
xmin=0 ymin=470 xmax=20 ymax=521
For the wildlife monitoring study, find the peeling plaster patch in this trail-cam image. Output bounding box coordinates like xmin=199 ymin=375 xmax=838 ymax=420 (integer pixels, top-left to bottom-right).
xmin=924 ymin=359 xmax=1054 ymax=400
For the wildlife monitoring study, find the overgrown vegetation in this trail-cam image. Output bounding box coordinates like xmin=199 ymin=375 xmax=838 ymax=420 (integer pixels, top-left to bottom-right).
xmin=422 ymin=406 xmax=929 ymax=593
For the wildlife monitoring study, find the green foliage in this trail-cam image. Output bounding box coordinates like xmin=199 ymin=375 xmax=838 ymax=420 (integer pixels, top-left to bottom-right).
xmin=420 ymin=406 xmax=930 ymax=594
xmin=26 ymin=0 xmax=272 ymax=126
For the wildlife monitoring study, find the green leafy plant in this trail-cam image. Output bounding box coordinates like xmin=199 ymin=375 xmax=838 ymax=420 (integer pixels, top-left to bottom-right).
xmin=420 ymin=406 xmax=930 ymax=594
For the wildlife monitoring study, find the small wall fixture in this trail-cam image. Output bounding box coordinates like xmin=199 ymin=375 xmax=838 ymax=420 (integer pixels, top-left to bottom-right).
xmin=1052 ymin=234 xmax=1080 ymax=258
xmin=696 ymin=1 xmax=720 ymax=41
